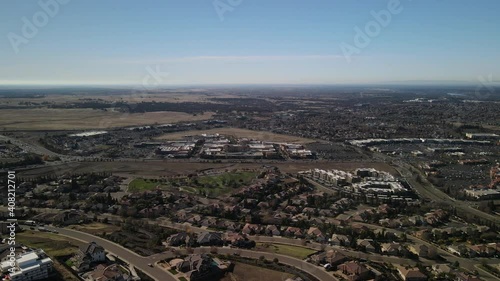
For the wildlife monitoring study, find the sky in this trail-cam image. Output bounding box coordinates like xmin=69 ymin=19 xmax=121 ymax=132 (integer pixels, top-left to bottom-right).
xmin=1 ymin=0 xmax=499 ymax=86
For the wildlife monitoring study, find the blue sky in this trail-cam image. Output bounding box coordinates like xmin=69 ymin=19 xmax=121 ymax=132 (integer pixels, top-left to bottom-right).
xmin=1 ymin=0 xmax=499 ymax=85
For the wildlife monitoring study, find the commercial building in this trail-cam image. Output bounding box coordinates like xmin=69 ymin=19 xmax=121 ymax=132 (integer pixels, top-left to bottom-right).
xmin=465 ymin=133 xmax=500 ymax=140
xmin=465 ymin=188 xmax=500 ymax=200
xmin=0 ymin=249 xmax=53 ymax=281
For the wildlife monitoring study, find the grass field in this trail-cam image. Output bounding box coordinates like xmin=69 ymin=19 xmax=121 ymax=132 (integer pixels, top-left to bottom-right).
xmin=128 ymin=171 xmax=258 ymax=196
xmin=197 ymin=171 xmax=257 ymax=188
xmin=156 ymin=127 xmax=317 ymax=144
xmin=17 ymin=231 xmax=85 ymax=256
xmin=255 ymin=243 xmax=317 ymax=259
xmin=128 ymin=178 xmax=167 ymax=192
xmin=188 ymin=171 xmax=258 ymax=196
xmin=221 ymin=262 xmax=294 ymax=281
xmin=0 ymin=108 xmax=214 ymax=130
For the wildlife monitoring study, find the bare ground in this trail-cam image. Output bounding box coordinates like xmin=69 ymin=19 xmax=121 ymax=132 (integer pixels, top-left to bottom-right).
xmin=17 ymin=160 xmax=398 ymax=178
xmin=0 ymin=108 xmax=214 ymax=130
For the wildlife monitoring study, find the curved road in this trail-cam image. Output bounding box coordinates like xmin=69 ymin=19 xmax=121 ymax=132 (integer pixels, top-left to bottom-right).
xmin=46 ymin=226 xmax=336 ymax=281
xmin=45 ymin=226 xmax=177 ymax=281
xmin=192 ymin=247 xmax=338 ymax=281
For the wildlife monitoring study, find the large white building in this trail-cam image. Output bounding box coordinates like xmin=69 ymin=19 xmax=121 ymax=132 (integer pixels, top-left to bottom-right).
xmin=0 ymin=249 xmax=53 ymax=281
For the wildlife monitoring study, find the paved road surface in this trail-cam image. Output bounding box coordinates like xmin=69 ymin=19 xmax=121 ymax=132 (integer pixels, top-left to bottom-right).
xmin=192 ymin=247 xmax=338 ymax=281
xmin=46 ymin=226 xmax=336 ymax=281
xmin=45 ymin=226 xmax=177 ymax=281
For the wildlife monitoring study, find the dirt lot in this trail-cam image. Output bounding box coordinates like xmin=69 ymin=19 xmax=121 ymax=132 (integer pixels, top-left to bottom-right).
xmin=221 ymin=262 xmax=294 ymax=281
xmin=0 ymin=108 xmax=214 ymax=130
xmin=156 ymin=127 xmax=318 ymax=144
xmin=18 ymin=160 xmax=398 ymax=178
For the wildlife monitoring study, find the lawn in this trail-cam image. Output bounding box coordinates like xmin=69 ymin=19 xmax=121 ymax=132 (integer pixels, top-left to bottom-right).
xmin=221 ymin=262 xmax=294 ymax=281
xmin=177 ymin=172 xmax=257 ymax=197
xmin=255 ymin=243 xmax=317 ymax=260
xmin=168 ymin=269 xmax=178 ymax=275
xmin=193 ymin=171 xmax=258 ymax=196
xmin=197 ymin=172 xmax=257 ymax=188
xmin=129 ymin=171 xmax=258 ymax=197
xmin=128 ymin=178 xmax=167 ymax=192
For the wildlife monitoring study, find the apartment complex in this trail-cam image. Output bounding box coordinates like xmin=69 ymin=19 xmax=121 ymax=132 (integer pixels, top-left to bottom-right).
xmin=0 ymin=249 xmax=53 ymax=281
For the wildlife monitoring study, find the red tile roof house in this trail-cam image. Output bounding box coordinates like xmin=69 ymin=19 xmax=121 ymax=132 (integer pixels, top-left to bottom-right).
xmin=284 ymin=227 xmax=304 ymax=238
xmin=337 ymin=261 xmax=372 ymax=281
xmin=397 ymin=266 xmax=428 ymax=281
xmin=330 ymin=234 xmax=351 ymax=246
xmin=242 ymin=223 xmax=262 ymax=235
xmin=265 ymin=225 xmax=281 ymax=236
xmin=455 ymin=272 xmax=483 ymax=281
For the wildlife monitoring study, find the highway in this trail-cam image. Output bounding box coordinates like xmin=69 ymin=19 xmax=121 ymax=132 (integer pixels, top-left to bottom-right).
xmin=389 ymin=158 xmax=500 ymax=226
xmin=0 ymin=134 xmax=62 ymax=158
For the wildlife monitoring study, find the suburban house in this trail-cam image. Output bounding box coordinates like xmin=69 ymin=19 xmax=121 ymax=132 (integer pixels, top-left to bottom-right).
xmin=72 ymin=242 xmax=106 ymax=273
xmin=397 ymin=266 xmax=428 ymax=281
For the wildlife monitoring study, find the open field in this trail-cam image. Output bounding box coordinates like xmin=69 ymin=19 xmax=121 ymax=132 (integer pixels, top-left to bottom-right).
xmin=0 ymin=108 xmax=214 ymax=130
xmin=68 ymin=222 xmax=122 ymax=235
xmin=221 ymin=262 xmax=294 ymax=281
xmin=156 ymin=127 xmax=318 ymax=144
xmin=128 ymin=178 xmax=166 ymax=192
xmin=0 ymin=93 xmax=239 ymax=106
xmin=18 ymin=160 xmax=399 ymax=178
xmin=255 ymin=243 xmax=317 ymax=259
xmin=17 ymin=231 xmax=85 ymax=256
xmin=128 ymin=171 xmax=258 ymax=196
xmin=197 ymin=171 xmax=258 ymax=188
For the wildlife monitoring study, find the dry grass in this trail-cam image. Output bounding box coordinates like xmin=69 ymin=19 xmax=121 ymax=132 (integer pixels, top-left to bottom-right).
xmin=16 ymin=231 xmax=82 ymax=281
xmin=68 ymin=222 xmax=121 ymax=235
xmin=255 ymin=243 xmax=317 ymax=259
xmin=0 ymin=108 xmax=214 ymax=130
xmin=18 ymin=160 xmax=399 ymax=178
xmin=17 ymin=231 xmax=84 ymax=256
xmin=0 ymin=93 xmax=238 ymax=106
xmin=221 ymin=262 xmax=294 ymax=281
xmin=156 ymin=127 xmax=317 ymax=144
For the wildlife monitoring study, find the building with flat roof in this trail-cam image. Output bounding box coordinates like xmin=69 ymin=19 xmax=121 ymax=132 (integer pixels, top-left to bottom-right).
xmin=465 ymin=133 xmax=500 ymax=140
xmin=0 ymin=249 xmax=53 ymax=281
